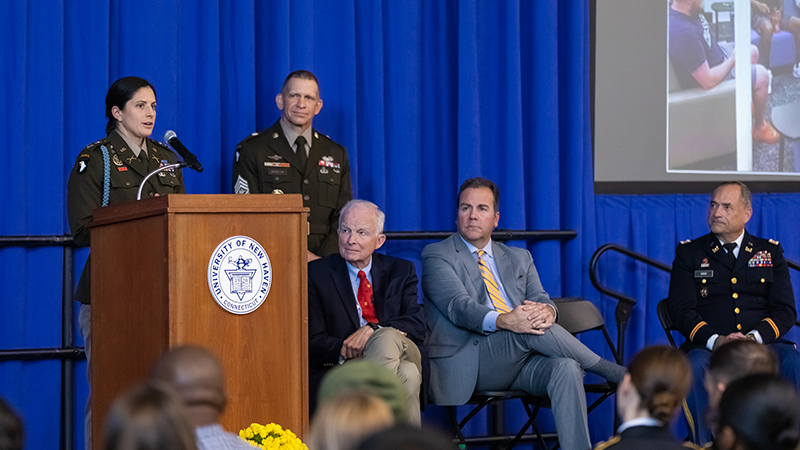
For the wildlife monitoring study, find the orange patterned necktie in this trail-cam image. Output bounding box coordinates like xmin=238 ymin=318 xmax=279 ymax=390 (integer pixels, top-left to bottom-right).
xmin=477 ymin=250 xmax=511 ymax=313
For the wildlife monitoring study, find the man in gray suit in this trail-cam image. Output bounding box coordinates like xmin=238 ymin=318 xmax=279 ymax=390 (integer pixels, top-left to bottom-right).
xmin=421 ymin=177 xmax=624 ymax=450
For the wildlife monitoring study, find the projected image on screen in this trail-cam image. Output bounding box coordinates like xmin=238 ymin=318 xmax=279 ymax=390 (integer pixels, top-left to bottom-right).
xmin=667 ymin=0 xmax=800 ymax=173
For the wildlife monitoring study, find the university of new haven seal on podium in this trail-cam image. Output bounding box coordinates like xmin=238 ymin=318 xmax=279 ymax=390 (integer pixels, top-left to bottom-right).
xmin=207 ymin=235 xmax=272 ymax=314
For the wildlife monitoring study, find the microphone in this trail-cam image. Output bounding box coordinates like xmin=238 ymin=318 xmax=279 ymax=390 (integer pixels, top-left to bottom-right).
xmin=164 ymin=130 xmax=204 ymax=172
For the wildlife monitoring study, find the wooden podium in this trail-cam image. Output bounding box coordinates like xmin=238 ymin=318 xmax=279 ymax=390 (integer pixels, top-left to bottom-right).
xmin=89 ymin=194 xmax=309 ymax=447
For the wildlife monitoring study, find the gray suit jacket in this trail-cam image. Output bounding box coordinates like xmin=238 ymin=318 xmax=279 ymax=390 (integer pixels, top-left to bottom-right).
xmin=421 ymin=233 xmax=556 ymax=405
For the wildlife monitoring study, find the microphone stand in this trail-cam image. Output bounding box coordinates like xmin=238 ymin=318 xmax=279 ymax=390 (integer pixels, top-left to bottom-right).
xmin=137 ymin=162 xmax=187 ymax=201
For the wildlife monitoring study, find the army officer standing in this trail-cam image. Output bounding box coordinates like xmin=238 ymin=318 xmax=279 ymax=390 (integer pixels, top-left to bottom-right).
xmin=66 ymin=76 xmax=185 ymax=450
xmin=231 ymin=70 xmax=352 ymax=260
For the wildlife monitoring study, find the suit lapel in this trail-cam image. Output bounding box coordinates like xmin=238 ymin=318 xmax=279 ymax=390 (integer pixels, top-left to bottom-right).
xmin=492 ymin=242 xmax=518 ymax=308
xmin=330 ymin=256 xmax=360 ymax=329
xmin=268 ymin=122 xmax=304 ymax=171
xmin=371 ymin=254 xmax=386 ymax=322
xmin=453 ymin=235 xmax=488 ymax=304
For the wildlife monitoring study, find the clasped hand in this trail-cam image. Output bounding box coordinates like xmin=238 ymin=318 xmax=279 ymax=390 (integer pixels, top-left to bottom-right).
xmin=497 ymin=301 xmax=555 ymax=335
xmin=340 ymin=325 xmax=374 ymax=360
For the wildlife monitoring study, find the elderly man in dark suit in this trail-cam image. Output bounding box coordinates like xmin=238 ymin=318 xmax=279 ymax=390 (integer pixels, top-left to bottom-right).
xmin=667 ymin=181 xmax=800 ymax=444
xmin=308 ymin=199 xmax=426 ymax=424
xmin=422 ymin=177 xmax=624 ymax=450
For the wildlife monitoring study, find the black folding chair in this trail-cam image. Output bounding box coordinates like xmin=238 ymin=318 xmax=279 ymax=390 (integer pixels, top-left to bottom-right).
xmin=446 ymin=298 xmax=621 ymax=450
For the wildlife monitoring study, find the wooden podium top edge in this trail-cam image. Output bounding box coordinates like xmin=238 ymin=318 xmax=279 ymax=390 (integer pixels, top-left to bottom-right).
xmin=89 ymin=194 xmax=309 ymax=228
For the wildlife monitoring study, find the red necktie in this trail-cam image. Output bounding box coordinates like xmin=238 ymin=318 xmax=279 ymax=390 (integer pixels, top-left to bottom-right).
xmin=357 ymin=270 xmax=378 ymax=323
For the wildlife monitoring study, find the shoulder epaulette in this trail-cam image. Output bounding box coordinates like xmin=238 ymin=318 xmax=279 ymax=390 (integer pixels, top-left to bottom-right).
xmin=237 ymin=130 xmax=268 ymax=148
xmin=592 ymin=435 xmax=620 ymax=450
xmin=76 ymin=138 xmax=111 ymax=162
xmin=769 ymin=238 xmax=779 ymax=245
xmin=680 ymin=239 xmax=692 ymax=245
xmin=148 ymin=138 xmax=170 ymax=151
xmin=81 ymin=138 xmax=109 ymax=151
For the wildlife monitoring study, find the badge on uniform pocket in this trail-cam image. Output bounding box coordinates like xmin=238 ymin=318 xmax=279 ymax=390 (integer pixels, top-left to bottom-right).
xmin=700 ymin=286 xmax=708 ymax=298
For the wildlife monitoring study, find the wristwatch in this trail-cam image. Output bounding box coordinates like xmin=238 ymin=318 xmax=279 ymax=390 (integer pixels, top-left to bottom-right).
xmin=367 ymin=322 xmax=380 ymax=330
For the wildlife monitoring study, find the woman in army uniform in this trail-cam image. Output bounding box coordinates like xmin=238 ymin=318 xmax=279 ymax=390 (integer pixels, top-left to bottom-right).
xmin=594 ymin=346 xmax=699 ymax=450
xmin=66 ymin=76 xmax=184 ymax=450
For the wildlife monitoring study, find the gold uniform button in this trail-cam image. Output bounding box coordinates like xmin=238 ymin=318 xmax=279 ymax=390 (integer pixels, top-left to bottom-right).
xmin=731 ymin=277 xmax=737 ymax=284
xmin=702 ymin=279 xmax=707 ymax=284
xmin=735 ymin=308 xmax=740 ymax=314
xmin=732 ymin=293 xmax=739 ymax=299
xmin=737 ymin=324 xmax=742 ymax=330
xmin=761 ymin=278 xmax=765 ymax=283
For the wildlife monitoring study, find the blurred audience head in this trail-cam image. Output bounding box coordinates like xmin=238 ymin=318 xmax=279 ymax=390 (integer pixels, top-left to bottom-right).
xmin=355 ymin=424 xmax=456 ymax=450
xmin=0 ymin=397 xmax=23 ymax=450
xmin=617 ymin=345 xmax=691 ymax=424
xmin=103 ymin=381 xmax=197 ymax=450
xmin=715 ymin=374 xmax=800 ymax=450
xmin=318 ymin=360 xmax=409 ymax=423
xmin=308 ymin=390 xmax=393 ymax=450
xmin=150 ymin=345 xmax=227 ymax=427
xmin=705 ymin=340 xmax=778 ymax=410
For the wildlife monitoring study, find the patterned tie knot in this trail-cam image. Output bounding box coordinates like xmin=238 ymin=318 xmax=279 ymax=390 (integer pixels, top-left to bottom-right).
xmin=476 ymin=249 xmax=486 ymax=259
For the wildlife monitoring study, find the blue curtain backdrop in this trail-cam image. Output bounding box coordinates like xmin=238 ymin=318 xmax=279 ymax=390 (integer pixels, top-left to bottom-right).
xmin=2 ymin=1 xmax=800 ymax=449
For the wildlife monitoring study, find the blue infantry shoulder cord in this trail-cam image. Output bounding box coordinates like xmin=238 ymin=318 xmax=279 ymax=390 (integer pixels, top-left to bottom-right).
xmin=100 ymin=145 xmax=111 ymax=207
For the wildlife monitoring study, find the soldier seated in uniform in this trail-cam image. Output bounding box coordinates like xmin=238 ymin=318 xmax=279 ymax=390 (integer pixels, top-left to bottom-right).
xmin=666 ymin=181 xmax=800 ymax=445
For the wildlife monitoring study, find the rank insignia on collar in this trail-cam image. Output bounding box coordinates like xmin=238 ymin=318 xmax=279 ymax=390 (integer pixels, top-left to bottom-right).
xmin=314 ymin=132 xmax=319 ymax=139
xmin=119 ymin=147 xmax=126 ymax=153
xmin=712 ymin=246 xmax=719 ymax=253
xmin=272 ymin=132 xmax=279 ymax=138
xmin=126 ymin=155 xmax=137 ymax=164
xmin=745 ymin=246 xmax=753 ymax=253
xmin=701 ymin=258 xmax=709 ymax=268
xmin=113 ymin=155 xmax=123 ymax=166
xmin=268 ymin=154 xmax=283 ymax=161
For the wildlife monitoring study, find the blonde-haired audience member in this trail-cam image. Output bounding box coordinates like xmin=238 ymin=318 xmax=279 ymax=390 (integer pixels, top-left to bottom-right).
xmin=103 ymin=382 xmax=197 ymax=450
xmin=307 ymin=390 xmax=393 ymax=450
xmin=595 ymin=346 xmax=700 ymax=450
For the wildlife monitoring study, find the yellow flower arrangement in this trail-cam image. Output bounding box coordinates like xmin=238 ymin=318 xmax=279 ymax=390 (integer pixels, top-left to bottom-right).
xmin=239 ymin=422 xmax=307 ymax=450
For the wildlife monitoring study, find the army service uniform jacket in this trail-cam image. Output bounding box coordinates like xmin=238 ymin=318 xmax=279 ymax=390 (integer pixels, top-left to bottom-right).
xmin=667 ymin=231 xmax=797 ymax=349
xmin=593 ymin=425 xmax=701 ymax=450
xmin=67 ymin=129 xmax=185 ymax=303
xmin=231 ymin=120 xmax=352 ymax=256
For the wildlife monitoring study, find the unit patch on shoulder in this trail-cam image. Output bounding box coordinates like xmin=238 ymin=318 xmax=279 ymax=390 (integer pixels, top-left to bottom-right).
xmin=78 ymin=161 xmax=87 ymax=173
